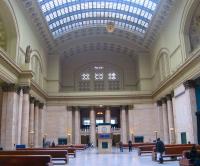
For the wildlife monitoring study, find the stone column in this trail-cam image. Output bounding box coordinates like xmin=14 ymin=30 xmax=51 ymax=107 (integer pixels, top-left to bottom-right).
xmin=34 ymin=100 xmax=39 ymax=147
xmin=120 ymin=106 xmax=127 ymax=144
xmin=128 ymin=105 xmax=134 ymax=141
xmin=166 ymin=94 xmax=175 ymax=144
xmin=21 ymin=86 xmax=30 ymax=147
xmin=38 ymin=103 xmax=44 ymax=147
xmin=67 ymin=106 xmax=73 ymax=144
xmin=171 ymin=91 xmax=177 ymax=143
xmin=74 ymin=107 xmax=81 ymax=144
xmin=0 ymin=84 xmax=8 ymax=149
xmin=161 ymin=98 xmax=169 ymax=144
xmin=157 ymin=100 xmax=164 ymax=140
xmin=16 ymin=87 xmax=23 ymax=145
xmin=105 ymin=106 xmax=111 ymax=123
xmin=29 ymin=97 xmax=35 ymax=147
xmin=90 ymin=107 xmax=96 ymax=147
xmin=1 ymin=84 xmax=18 ymax=150
xmin=183 ymin=80 xmax=198 ymax=143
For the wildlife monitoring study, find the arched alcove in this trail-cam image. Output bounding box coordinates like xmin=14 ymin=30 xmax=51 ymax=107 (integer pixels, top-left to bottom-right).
xmin=189 ymin=2 xmax=200 ymax=51
xmin=0 ymin=1 xmax=19 ymax=60
xmin=179 ymin=0 xmax=200 ymax=57
xmin=31 ymin=53 xmax=44 ymax=88
xmin=154 ymin=49 xmax=170 ymax=86
xmin=0 ymin=18 xmax=6 ymax=51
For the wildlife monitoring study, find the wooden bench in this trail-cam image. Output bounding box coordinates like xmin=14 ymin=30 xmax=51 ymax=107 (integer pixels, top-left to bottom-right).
xmin=1 ymin=150 xmax=69 ymax=163
xmin=123 ymin=143 xmax=155 ymax=149
xmin=152 ymin=144 xmax=194 ymax=161
xmin=179 ymin=151 xmax=193 ymax=166
xmin=56 ymin=144 xmax=87 ymax=150
xmin=17 ymin=147 xmax=76 ymax=158
xmin=138 ymin=145 xmax=155 ymax=156
xmin=0 ymin=155 xmax=53 ymax=166
xmin=179 ymin=150 xmax=200 ymax=166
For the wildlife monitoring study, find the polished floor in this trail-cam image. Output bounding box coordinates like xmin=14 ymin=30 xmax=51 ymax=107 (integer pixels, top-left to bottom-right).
xmin=55 ymin=148 xmax=179 ymax=166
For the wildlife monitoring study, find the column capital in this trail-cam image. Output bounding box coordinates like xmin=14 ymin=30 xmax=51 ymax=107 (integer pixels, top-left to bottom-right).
xmin=22 ymin=86 xmax=30 ymax=94
xmin=156 ymin=100 xmax=162 ymax=106
xmin=30 ymin=97 xmax=35 ymax=103
xmin=34 ymin=100 xmax=40 ymax=107
xmin=1 ymin=83 xmax=18 ymax=92
xmin=16 ymin=86 xmax=23 ymax=95
xmin=161 ymin=97 xmax=167 ymax=103
xmin=128 ymin=105 xmax=134 ymax=110
xmin=120 ymin=105 xmax=127 ymax=110
xmin=171 ymin=91 xmax=174 ymax=98
xmin=183 ymin=80 xmax=196 ymax=89
xmin=66 ymin=106 xmax=72 ymax=111
xmin=166 ymin=94 xmax=172 ymax=101
xmin=39 ymin=103 xmax=44 ymax=109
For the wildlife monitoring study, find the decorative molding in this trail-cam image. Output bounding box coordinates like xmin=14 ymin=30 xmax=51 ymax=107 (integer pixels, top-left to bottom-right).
xmin=34 ymin=100 xmax=40 ymax=107
xmin=156 ymin=100 xmax=162 ymax=106
xmin=39 ymin=102 xmax=44 ymax=109
xmin=166 ymin=94 xmax=172 ymax=100
xmin=30 ymin=96 xmax=35 ymax=104
xmin=22 ymin=86 xmax=30 ymax=94
xmin=161 ymin=97 xmax=167 ymax=103
xmin=183 ymin=80 xmax=196 ymax=89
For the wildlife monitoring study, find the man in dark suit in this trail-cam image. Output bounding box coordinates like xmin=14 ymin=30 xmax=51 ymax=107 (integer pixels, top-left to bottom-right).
xmin=156 ymin=138 xmax=165 ymax=164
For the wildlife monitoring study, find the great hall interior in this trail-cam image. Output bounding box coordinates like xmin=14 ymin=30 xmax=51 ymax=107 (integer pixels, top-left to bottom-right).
xmin=0 ymin=0 xmax=200 ymax=165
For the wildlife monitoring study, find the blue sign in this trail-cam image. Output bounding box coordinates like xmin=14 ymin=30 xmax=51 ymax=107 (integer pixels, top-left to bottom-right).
xmin=98 ymin=134 xmax=111 ymax=139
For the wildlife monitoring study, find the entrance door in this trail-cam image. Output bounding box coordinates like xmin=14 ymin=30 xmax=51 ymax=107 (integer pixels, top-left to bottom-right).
xmin=181 ymin=132 xmax=187 ymax=144
xmin=81 ymin=135 xmax=89 ymax=145
xmin=112 ymin=134 xmax=120 ymax=146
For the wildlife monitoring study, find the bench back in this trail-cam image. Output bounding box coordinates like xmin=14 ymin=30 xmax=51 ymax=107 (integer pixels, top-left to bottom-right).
xmin=0 ymin=150 xmax=68 ymax=158
xmin=0 ymin=155 xmax=52 ymax=166
xmin=138 ymin=145 xmax=155 ymax=151
xmin=165 ymin=146 xmax=194 ymax=155
xmin=123 ymin=143 xmax=155 ymax=148
xmin=18 ymin=147 xmax=76 ymax=154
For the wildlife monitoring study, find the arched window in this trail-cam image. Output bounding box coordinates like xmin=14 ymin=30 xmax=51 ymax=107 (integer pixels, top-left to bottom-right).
xmin=189 ymin=2 xmax=200 ymax=51
xmin=77 ymin=63 xmax=122 ymax=91
xmin=155 ymin=52 xmax=170 ymax=84
xmin=31 ymin=55 xmax=43 ymax=88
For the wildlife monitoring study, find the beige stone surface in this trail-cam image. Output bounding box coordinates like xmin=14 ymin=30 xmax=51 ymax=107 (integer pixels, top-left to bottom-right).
xmin=45 ymin=106 xmax=68 ymax=144
xmin=132 ymin=104 xmax=158 ymax=142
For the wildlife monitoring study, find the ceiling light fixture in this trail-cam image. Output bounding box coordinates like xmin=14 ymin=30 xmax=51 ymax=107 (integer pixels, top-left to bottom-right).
xmin=97 ymin=111 xmax=103 ymax=115
xmin=106 ymin=21 xmax=115 ymax=33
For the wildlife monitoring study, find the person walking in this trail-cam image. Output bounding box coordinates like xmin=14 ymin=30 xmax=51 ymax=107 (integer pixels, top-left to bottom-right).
xmin=128 ymin=140 xmax=132 ymax=152
xmin=155 ymin=138 xmax=165 ymax=164
xmin=119 ymin=141 xmax=123 ymax=152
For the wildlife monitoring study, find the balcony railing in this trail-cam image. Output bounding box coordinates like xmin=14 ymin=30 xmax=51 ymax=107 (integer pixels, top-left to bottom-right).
xmin=80 ymin=127 xmax=121 ymax=135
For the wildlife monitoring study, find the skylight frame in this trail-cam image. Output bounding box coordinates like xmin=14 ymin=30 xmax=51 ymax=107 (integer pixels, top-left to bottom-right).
xmin=38 ymin=0 xmax=160 ymax=38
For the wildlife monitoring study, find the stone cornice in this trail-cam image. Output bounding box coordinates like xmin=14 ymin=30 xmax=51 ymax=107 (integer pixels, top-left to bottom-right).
xmin=152 ymin=48 xmax=200 ymax=99
xmin=0 ymin=49 xmax=33 ymax=84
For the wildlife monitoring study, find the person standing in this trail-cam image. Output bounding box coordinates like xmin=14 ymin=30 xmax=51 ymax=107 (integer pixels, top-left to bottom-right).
xmin=156 ymin=138 xmax=165 ymax=164
xmin=128 ymin=140 xmax=132 ymax=152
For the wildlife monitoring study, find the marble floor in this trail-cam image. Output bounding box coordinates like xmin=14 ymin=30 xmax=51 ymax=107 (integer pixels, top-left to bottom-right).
xmin=54 ymin=148 xmax=179 ymax=166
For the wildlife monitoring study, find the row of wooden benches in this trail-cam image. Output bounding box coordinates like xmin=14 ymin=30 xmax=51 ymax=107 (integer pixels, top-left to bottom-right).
xmin=136 ymin=143 xmax=200 ymax=165
xmin=0 ymin=145 xmax=87 ymax=166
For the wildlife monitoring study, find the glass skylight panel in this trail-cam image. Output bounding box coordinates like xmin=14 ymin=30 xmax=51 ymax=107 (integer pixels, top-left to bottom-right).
xmin=38 ymin=0 xmax=160 ymax=38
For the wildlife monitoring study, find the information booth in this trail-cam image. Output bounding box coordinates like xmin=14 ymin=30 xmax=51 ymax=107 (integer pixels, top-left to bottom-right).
xmin=97 ymin=123 xmax=112 ymax=153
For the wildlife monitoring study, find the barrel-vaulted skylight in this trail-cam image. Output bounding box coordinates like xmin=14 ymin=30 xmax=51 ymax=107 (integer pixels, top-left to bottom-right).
xmin=38 ymin=0 xmax=160 ymax=38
